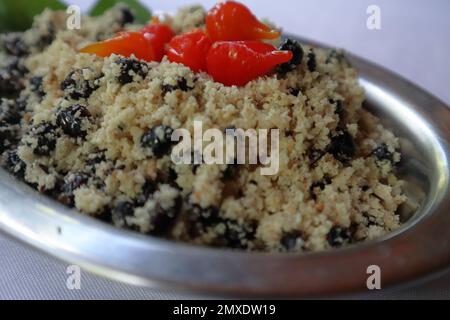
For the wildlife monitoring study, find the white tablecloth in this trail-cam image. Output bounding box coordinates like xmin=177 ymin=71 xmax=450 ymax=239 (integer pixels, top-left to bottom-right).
xmin=1 ymin=0 xmax=449 ymax=300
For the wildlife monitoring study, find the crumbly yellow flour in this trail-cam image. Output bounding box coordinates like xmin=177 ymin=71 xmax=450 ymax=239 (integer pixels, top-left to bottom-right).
xmin=0 ymin=5 xmax=406 ymax=252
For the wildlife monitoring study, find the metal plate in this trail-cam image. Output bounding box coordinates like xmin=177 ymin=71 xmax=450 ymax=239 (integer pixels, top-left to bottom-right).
xmin=0 ymin=36 xmax=449 ymax=298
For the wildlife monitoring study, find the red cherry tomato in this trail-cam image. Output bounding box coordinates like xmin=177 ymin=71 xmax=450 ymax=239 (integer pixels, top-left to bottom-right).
xmin=80 ymin=31 xmax=158 ymax=62
xmin=141 ymin=22 xmax=175 ymax=61
xmin=206 ymin=41 xmax=292 ymax=86
xmin=206 ymin=1 xmax=280 ymax=42
xmin=141 ymin=22 xmax=174 ymax=44
xmin=167 ymin=30 xmax=213 ymax=72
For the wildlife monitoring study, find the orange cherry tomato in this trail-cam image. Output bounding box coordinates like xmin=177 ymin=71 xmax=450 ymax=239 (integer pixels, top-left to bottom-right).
xmin=167 ymin=30 xmax=213 ymax=72
xmin=206 ymin=41 xmax=292 ymax=86
xmin=80 ymin=31 xmax=158 ymax=62
xmin=206 ymin=1 xmax=280 ymax=42
xmin=80 ymin=19 xmax=175 ymax=63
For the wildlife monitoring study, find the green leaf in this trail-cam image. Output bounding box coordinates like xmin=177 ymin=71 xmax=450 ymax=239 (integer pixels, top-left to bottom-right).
xmin=89 ymin=0 xmax=151 ymax=24
xmin=0 ymin=0 xmax=67 ymax=32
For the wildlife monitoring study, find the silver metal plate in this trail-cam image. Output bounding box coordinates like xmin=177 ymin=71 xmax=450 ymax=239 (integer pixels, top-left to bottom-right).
xmin=0 ymin=36 xmax=449 ymax=298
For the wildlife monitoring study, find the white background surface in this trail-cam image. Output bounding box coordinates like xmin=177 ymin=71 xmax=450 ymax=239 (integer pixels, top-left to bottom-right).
xmin=0 ymin=0 xmax=449 ymax=299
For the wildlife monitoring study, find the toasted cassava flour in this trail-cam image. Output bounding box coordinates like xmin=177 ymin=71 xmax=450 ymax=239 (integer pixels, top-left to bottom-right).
xmin=0 ymin=5 xmax=406 ymax=252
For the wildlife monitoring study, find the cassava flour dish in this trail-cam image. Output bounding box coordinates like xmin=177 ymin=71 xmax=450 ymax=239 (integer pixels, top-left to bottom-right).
xmin=0 ymin=4 xmax=406 ymax=252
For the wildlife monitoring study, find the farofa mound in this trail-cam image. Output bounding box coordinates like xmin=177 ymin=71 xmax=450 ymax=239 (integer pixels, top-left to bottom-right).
xmin=0 ymin=5 xmax=406 ymax=252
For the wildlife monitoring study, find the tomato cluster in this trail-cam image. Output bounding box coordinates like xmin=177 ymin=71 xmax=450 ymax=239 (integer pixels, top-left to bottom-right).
xmin=80 ymin=1 xmax=293 ymax=86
